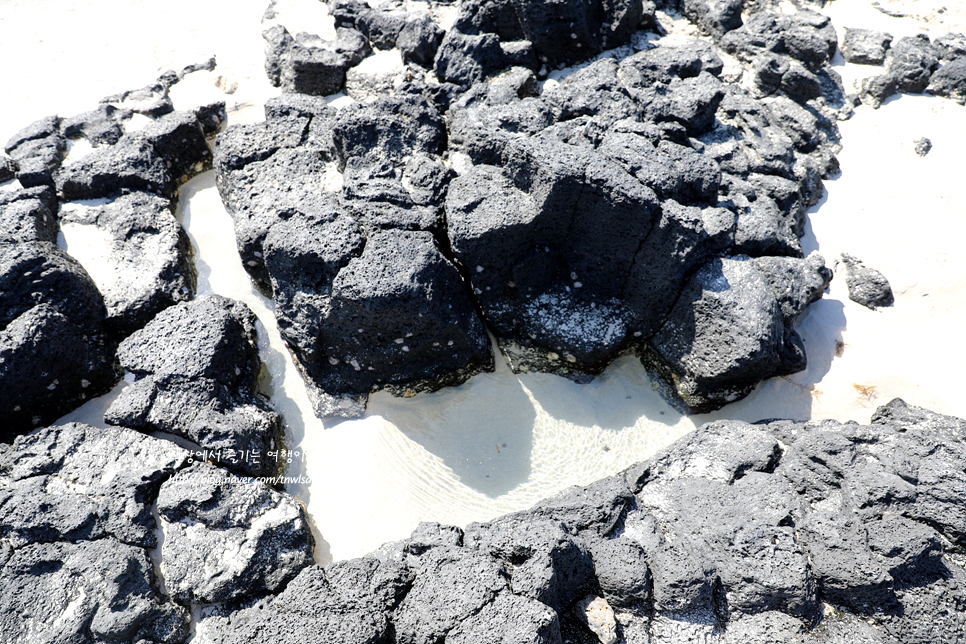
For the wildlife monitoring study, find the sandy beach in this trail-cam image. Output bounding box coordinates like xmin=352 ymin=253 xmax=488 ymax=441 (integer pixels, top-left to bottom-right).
xmin=2 ymin=0 xmax=964 ymax=563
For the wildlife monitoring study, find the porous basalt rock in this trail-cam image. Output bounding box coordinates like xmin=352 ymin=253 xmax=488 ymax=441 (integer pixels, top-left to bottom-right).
xmin=0 ymin=420 xmax=313 ymax=642
xmin=841 ymin=28 xmax=893 ymax=65
xmin=0 ymin=423 xmax=188 ymax=547
xmin=105 ymin=295 xmax=283 ymax=478
xmin=215 ymin=0 xmax=849 ymax=417
xmin=157 ymin=463 xmax=315 ymax=605
xmin=200 ymin=399 xmax=966 ymax=644
xmin=839 ymin=252 xmax=894 ymax=310
xmin=0 ymin=242 xmax=119 ymax=439
xmin=0 ymin=539 xmax=190 ymax=644
xmin=0 ymin=185 xmax=58 ymax=244
xmin=59 ymin=191 xmax=194 ymax=335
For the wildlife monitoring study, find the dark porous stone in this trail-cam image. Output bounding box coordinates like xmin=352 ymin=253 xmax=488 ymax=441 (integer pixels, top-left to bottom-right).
xmin=100 ymin=79 xmax=174 ymax=118
xmin=200 ymin=557 xmax=413 ymax=644
xmin=619 ymin=39 xmax=724 ymax=86
xmin=683 ymin=0 xmax=743 ymax=37
xmin=197 ymin=401 xmax=966 ymax=643
xmin=465 ymin=517 xmax=595 ymax=612
xmin=106 ymin=295 xmax=282 ymax=477
xmin=214 ymin=0 xmax=850 ymax=415
xmin=4 ymin=115 xmax=66 ymax=188
xmin=214 ymin=105 xmax=336 ymax=291
xmin=839 ymin=252 xmax=894 ymax=310
xmin=914 ymin=136 xmax=932 ymax=156
xmin=331 ymin=94 xmax=446 ymax=169
xmin=281 ymin=45 xmax=348 ymax=97
xmin=0 ymin=155 xmax=16 ymax=182
xmin=267 ymin=225 xmax=492 ymax=416
xmin=393 ymin=545 xmax=508 ymax=644
xmin=446 ymin=592 xmax=563 ymax=644
xmin=61 ymin=104 xmax=127 ymax=146
xmin=888 ymin=34 xmax=940 ymax=94
xmin=587 ymin=536 xmax=652 ymax=608
xmin=842 ymin=28 xmax=893 ymax=65
xmin=721 ymin=10 xmax=837 ymax=70
xmin=60 ymin=191 xmax=193 ymax=334
xmin=797 ymin=510 xmax=897 ymax=613
xmin=0 ymin=186 xmax=58 ymax=244
xmin=636 ymin=72 xmax=727 ymax=137
xmin=645 ymin=256 xmax=783 ymax=412
xmin=137 ymin=108 xmax=214 ymax=184
xmin=157 ymin=463 xmax=314 ymax=605
xmin=341 ymin=158 xmax=443 ymax=233
xmin=55 ymin=135 xmax=174 ymax=201
xmin=858 ymin=71 xmax=899 ymax=108
xmin=0 ymin=539 xmax=189 ymax=644
xmin=116 ymin=294 xmax=258 ymax=384
xmin=927 ymin=56 xmax=966 ymax=104
xmin=0 ymin=241 xmax=117 ymax=436
xmin=0 ymin=422 xmax=188 ymax=547
xmin=397 ymin=11 xmax=444 ymax=67
xmin=263 ymin=24 xmax=295 ymax=87
xmin=0 ymin=305 xmax=118 ymax=438
xmin=434 ymin=30 xmax=512 ymax=87
xmin=356 ymin=3 xmax=408 ymax=49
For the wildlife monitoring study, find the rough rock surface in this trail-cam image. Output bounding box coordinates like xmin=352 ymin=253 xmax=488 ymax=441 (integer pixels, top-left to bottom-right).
xmin=216 ymin=90 xmax=492 ymax=417
xmin=60 ymin=191 xmax=194 ymax=334
xmin=0 ymin=539 xmax=190 ymax=644
xmin=105 ymin=295 xmax=283 ymax=478
xmin=0 ymin=242 xmax=118 ymax=439
xmin=0 ymin=421 xmax=313 ymax=642
xmin=0 ymin=185 xmax=59 ymax=244
xmin=3 ymin=115 xmax=66 ymax=188
xmin=198 ymin=399 xmax=966 ymax=644
xmin=0 ymin=424 xmax=194 ymax=642
xmin=842 ymin=28 xmax=893 ymax=65
xmin=0 ymin=423 xmax=187 ymax=548
xmin=157 ymin=463 xmax=315 ymax=605
xmin=854 ymin=32 xmax=966 ymax=107
xmin=839 ymin=252 xmax=894 ymax=310
xmin=215 ymin=2 xmax=856 ymax=416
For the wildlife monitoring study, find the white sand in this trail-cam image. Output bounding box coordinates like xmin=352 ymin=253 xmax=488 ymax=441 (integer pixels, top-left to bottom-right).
xmin=2 ymin=0 xmax=965 ymax=563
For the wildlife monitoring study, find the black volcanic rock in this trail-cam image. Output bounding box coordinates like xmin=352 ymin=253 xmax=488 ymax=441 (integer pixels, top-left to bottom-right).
xmin=0 ymin=155 xmax=18 ymax=183
xmin=645 ymin=253 xmax=830 ymax=412
xmin=928 ymin=55 xmax=966 ymax=104
xmin=839 ymin=252 xmax=894 ymax=310
xmin=157 ymin=463 xmax=315 ymax=605
xmin=198 ymin=400 xmax=966 ymax=644
xmin=0 ymin=242 xmax=118 ymax=438
xmin=0 ymin=539 xmax=189 ymax=644
xmin=61 ymin=104 xmax=128 ymax=146
xmin=0 ymin=186 xmax=58 ymax=244
xmin=214 ymin=102 xmax=337 ymax=293
xmin=683 ymin=0 xmax=742 ymax=37
xmin=55 ymin=135 xmax=175 ymax=200
xmin=0 ymin=422 xmax=188 ymax=547
xmin=4 ymin=115 xmax=66 ymax=188
xmin=105 ymin=295 xmax=283 ymax=478
xmin=215 ymin=0 xmax=859 ymax=416
xmin=60 ymin=191 xmax=194 ymax=335
xmin=842 ymin=28 xmax=893 ymax=65
xmin=265 ymin=222 xmax=492 ymax=416
xmin=889 ymin=34 xmax=940 ymax=93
